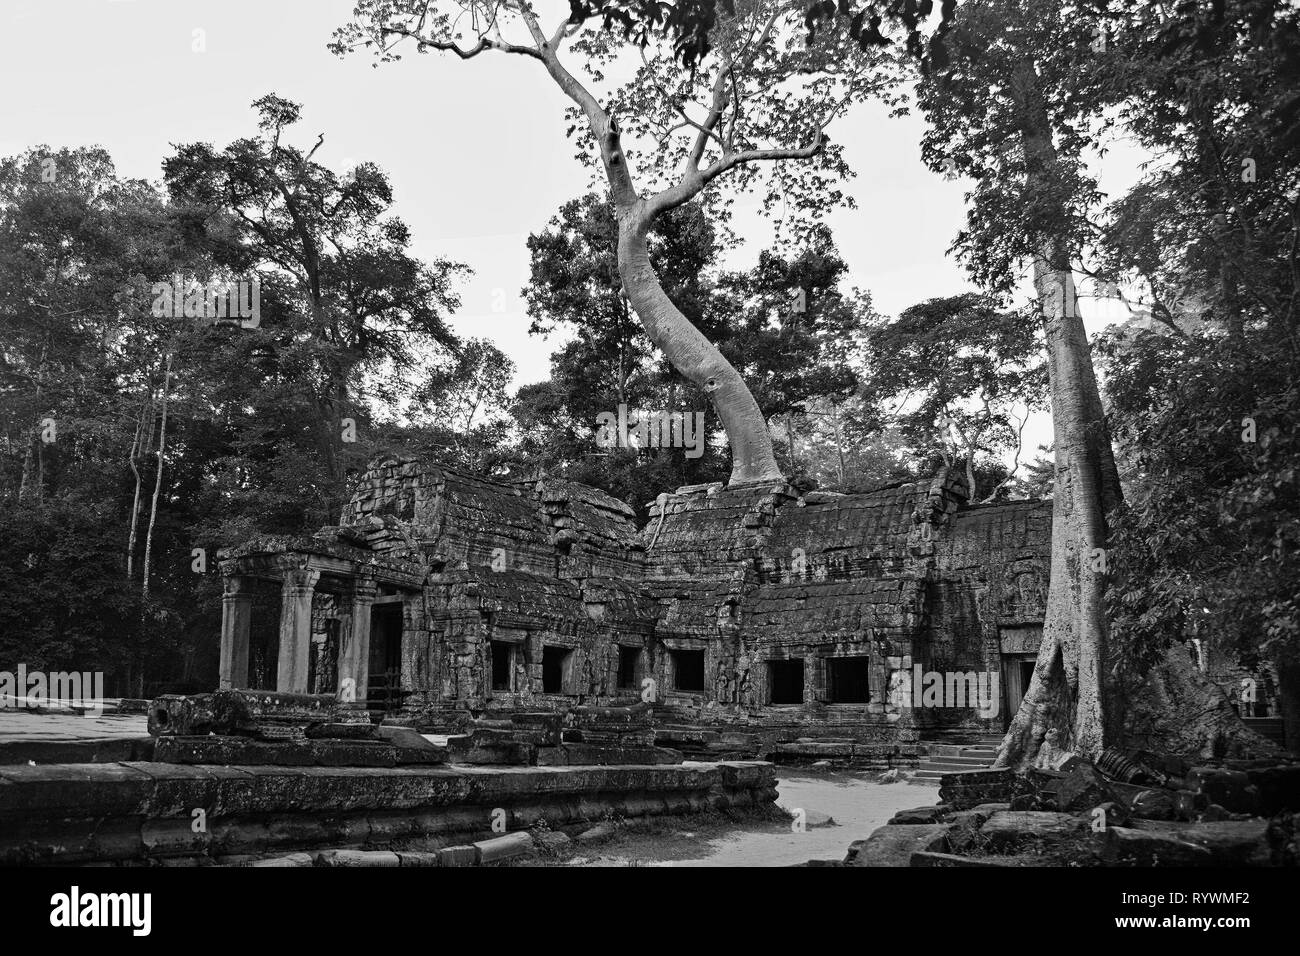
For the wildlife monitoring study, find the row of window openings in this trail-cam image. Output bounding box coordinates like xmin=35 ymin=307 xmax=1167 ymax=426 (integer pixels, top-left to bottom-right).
xmin=489 ymin=642 xmax=870 ymax=703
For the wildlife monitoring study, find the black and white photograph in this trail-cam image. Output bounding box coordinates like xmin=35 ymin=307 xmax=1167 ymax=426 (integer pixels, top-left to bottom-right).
xmin=0 ymin=0 xmax=1296 ymax=935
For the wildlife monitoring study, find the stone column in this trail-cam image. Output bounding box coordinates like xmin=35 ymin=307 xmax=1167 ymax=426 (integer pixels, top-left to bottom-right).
xmin=276 ymin=568 xmax=320 ymax=693
xmin=338 ymin=579 xmax=377 ymax=706
xmin=219 ymin=576 xmax=253 ymax=690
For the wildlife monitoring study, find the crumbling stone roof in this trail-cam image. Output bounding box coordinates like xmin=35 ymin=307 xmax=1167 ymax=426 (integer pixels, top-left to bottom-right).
xmin=225 ymin=455 xmax=1052 ymax=649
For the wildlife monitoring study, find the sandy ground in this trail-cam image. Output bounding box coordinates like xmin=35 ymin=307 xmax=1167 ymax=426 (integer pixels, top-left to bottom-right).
xmin=690 ymin=771 xmax=932 ymax=866
xmin=564 ymin=770 xmax=934 ymax=867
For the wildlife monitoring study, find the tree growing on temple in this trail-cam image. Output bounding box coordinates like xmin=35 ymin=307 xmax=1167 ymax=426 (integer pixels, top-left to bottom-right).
xmin=331 ymin=0 xmax=900 ymax=485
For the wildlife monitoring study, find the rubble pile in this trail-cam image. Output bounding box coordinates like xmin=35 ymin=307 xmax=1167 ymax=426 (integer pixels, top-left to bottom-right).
xmin=843 ymin=748 xmax=1300 ymax=866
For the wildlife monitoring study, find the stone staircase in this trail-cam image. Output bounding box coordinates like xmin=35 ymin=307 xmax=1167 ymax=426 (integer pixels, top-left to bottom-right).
xmin=909 ymin=735 xmax=1003 ymax=786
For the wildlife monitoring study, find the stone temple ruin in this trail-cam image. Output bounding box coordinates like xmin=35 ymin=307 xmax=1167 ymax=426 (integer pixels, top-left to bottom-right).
xmin=216 ymin=454 xmax=1054 ymax=754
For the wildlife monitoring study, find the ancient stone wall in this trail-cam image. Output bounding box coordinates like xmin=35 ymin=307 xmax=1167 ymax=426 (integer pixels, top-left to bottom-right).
xmin=225 ymin=454 xmax=1054 ymax=744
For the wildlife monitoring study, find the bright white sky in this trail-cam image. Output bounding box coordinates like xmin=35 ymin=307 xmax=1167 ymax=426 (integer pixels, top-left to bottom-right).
xmin=0 ymin=0 xmax=1152 ymax=462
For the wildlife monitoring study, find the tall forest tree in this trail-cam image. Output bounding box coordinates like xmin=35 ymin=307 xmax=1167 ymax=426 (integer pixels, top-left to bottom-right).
xmin=333 ymin=0 xmax=901 ymax=485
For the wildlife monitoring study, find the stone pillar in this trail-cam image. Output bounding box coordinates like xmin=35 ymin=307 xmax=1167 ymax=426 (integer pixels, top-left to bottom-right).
xmin=276 ymin=568 xmax=320 ymax=693
xmin=339 ymin=579 xmax=377 ymax=706
xmin=219 ymin=576 xmax=253 ymax=690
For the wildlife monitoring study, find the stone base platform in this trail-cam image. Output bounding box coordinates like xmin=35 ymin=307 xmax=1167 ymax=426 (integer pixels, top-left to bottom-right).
xmin=0 ymin=759 xmax=777 ymax=865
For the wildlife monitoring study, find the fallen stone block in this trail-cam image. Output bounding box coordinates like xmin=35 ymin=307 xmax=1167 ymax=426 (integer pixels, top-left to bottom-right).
xmin=979 ymin=811 xmax=1089 ymax=850
xmin=375 ymin=726 xmax=448 ymax=765
xmin=149 ymin=690 xmax=338 ymax=737
xmin=473 ymin=831 xmax=534 ymax=864
xmin=152 ymin=735 xmax=401 ymax=768
xmin=316 ymin=850 xmax=401 ymax=867
xmin=397 ymin=851 xmax=441 ymax=867
xmin=1098 ymin=827 xmax=1215 ymax=866
xmin=536 ymin=744 xmax=682 ymax=766
xmin=843 ymin=824 xmax=951 ymax=866
xmin=947 ymin=807 xmax=997 ymax=829
xmin=249 ymin=852 xmax=315 ymax=867
xmin=1129 ymin=819 xmax=1272 ymax=866
xmin=888 ymin=805 xmax=948 ymax=825
xmin=1051 ymin=762 xmax=1119 ymax=812
xmin=505 ymin=712 xmax=563 ymax=746
xmin=938 ymin=767 xmax=1016 ymax=808
xmin=909 ymin=850 xmax=1006 ymax=867
xmin=445 ymin=736 xmax=535 ymax=766
xmin=438 ymin=845 xmax=479 ymax=867
xmin=306 ymin=722 xmax=378 ymax=741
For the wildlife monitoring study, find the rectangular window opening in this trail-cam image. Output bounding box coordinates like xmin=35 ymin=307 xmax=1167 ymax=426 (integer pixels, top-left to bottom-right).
xmin=618 ymin=645 xmax=640 ymax=689
xmin=542 ymin=646 xmax=570 ymax=694
xmin=768 ymin=658 xmax=804 ymax=705
xmin=828 ymin=656 xmax=871 ymax=703
xmin=490 ymin=641 xmax=512 ymax=693
xmin=671 ymin=649 xmax=705 ymax=692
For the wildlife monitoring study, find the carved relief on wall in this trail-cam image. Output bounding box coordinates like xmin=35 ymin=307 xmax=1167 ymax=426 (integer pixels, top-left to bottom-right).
xmin=1001 ymin=566 xmax=1047 ymax=620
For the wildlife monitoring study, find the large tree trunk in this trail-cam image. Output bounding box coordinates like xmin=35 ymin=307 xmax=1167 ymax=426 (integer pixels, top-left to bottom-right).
xmin=996 ymin=65 xmax=1124 ymax=768
xmin=125 ymin=388 xmax=151 ymax=580
xmin=617 ymin=213 xmax=781 ymax=485
xmin=998 ymin=260 xmax=1122 ymax=768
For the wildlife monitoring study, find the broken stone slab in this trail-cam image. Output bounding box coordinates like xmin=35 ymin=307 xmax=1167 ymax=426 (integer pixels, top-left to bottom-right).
xmin=888 ymin=805 xmax=948 ymax=825
xmin=938 ymin=768 xmax=1016 ymax=809
xmin=375 ymin=726 xmax=448 ymax=765
xmin=1128 ymin=819 xmax=1272 ymax=866
xmin=396 ymin=851 xmax=441 ymax=867
xmin=249 ymin=852 xmax=315 ymax=867
xmin=534 ymin=744 xmax=683 ymax=766
xmin=1097 ymin=827 xmax=1216 ymax=866
xmin=149 ymin=690 xmax=345 ymax=737
xmin=502 ymin=712 xmax=563 ymax=746
xmin=152 ymin=736 xmax=402 ymax=768
xmin=306 ymin=722 xmax=379 ymax=741
xmin=438 ymin=845 xmax=479 ymax=867
xmin=843 ymin=823 xmax=951 ymax=866
xmin=775 ymin=742 xmax=854 ymax=758
xmin=947 ymin=807 xmax=998 ymax=829
xmin=979 ymin=811 xmax=1089 ymax=850
xmin=473 ymin=831 xmax=534 ymax=863
xmin=316 ymin=849 xmax=401 ymax=867
xmin=909 ymin=850 xmax=1006 ymax=867
xmin=445 ymin=736 xmax=536 ymax=766
xmin=1033 ymin=762 xmax=1119 ymax=813
xmin=465 ymin=727 xmax=552 ymax=747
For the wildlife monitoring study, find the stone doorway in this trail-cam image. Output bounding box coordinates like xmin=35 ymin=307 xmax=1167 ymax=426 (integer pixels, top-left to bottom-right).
xmin=1001 ymin=655 xmax=1037 ymax=727
xmin=368 ymin=602 xmax=404 ymax=711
